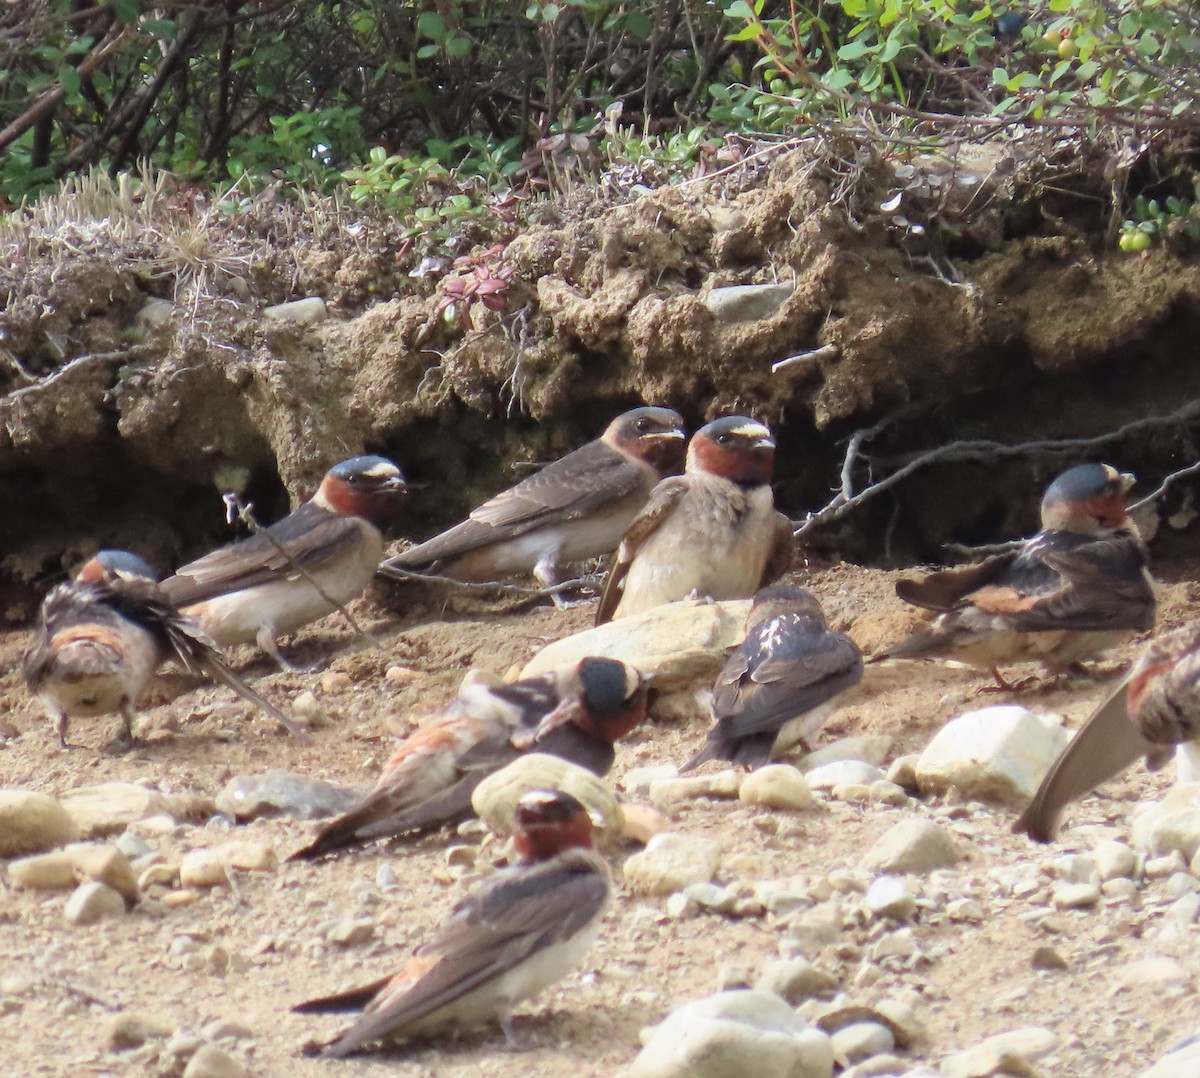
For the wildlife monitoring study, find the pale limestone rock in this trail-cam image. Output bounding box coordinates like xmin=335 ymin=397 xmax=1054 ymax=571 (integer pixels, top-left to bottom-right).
xmin=60 ymin=782 xmax=212 ymax=837
xmin=806 ymin=761 xmax=885 ymax=790
xmin=740 ymin=766 xmax=813 ymax=811
xmin=757 ymin=958 xmax=839 ymax=1005
xmin=942 ymin=1027 xmax=1059 ymax=1078
xmin=916 ymin=706 xmax=1068 ymax=805
xmin=799 ymin=736 xmax=893 ymax=772
xmin=625 ymin=989 xmax=834 ymax=1078
xmin=64 ymin=881 xmax=126 ymax=925
xmin=703 ymin=282 xmax=794 ymax=323
xmin=649 ymin=771 xmax=742 ymax=807
xmin=471 ymin=754 xmax=622 ymax=837
xmin=179 ymin=842 xmax=278 ymax=888
xmin=0 ymin=790 xmax=79 ymax=856
xmin=521 ymin=599 xmax=752 ymax=691
xmin=1133 ymin=783 xmax=1200 ymax=861
xmin=831 ymin=1022 xmax=894 ymax=1068
xmin=620 ymin=804 xmax=670 ymax=845
xmin=181 ymin=1044 xmax=248 ymax=1078
xmin=623 ymin=833 xmax=721 ymax=897
xmin=859 ymin=819 xmax=960 ymax=875
xmin=864 ymin=876 xmax=916 ymax=920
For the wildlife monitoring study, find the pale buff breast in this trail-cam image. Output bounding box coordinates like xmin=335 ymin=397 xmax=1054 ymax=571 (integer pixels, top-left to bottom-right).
xmin=39 ymin=623 xmax=160 ymax=718
xmin=614 ymin=480 xmax=776 ymax=619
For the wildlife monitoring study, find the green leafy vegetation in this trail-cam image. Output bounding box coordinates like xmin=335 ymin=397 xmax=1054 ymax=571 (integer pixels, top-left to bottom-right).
xmin=3 ymin=1 xmax=1200 ymax=252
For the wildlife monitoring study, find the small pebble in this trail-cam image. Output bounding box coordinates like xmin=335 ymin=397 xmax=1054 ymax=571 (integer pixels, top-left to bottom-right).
xmin=1052 ymin=882 xmax=1100 ymax=909
xmin=64 ymin=882 xmax=126 ymax=925
xmin=181 ymin=1043 xmax=247 ymax=1078
xmin=1031 ymin=946 xmax=1068 ymax=971
xmin=864 ymin=876 xmax=916 ymax=921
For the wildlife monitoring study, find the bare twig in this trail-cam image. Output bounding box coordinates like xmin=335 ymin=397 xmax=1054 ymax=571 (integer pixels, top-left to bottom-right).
xmin=942 ymin=538 xmax=1025 ymax=560
xmin=1129 ymin=459 xmax=1200 ymax=511
xmin=2 ymin=351 xmax=128 ymax=405
xmin=222 ymin=495 xmax=380 ymax=651
xmin=376 ymin=562 xmax=600 ymax=600
xmin=771 ymin=344 xmax=839 ymax=374
xmin=794 ymin=400 xmax=1200 ymax=538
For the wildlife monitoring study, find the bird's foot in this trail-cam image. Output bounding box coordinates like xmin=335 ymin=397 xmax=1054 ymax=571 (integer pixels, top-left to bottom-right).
xmin=257 ymin=626 xmax=325 ymax=674
xmin=978 ymin=668 xmax=1038 ymax=694
xmin=101 ymin=733 xmax=143 ymax=756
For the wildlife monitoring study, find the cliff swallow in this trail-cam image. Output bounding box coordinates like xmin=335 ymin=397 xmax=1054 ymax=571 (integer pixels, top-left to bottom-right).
xmin=681 ymin=585 xmax=863 ymax=771
xmin=162 ymin=456 xmax=405 ymax=668
xmin=594 ymin=416 xmax=795 ymax=625
xmin=378 ymin=407 xmax=685 ymax=595
xmin=873 ymin=463 xmax=1156 ymax=687
xmin=288 ymin=657 xmax=648 ymax=859
xmin=1015 ymin=620 xmax=1200 ymax=842
xmin=294 ymin=788 xmax=610 ymax=1057
xmin=23 ymin=550 xmax=304 ymax=747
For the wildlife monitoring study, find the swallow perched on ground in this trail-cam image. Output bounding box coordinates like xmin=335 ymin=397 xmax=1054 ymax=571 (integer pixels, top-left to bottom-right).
xmin=378 ymin=407 xmax=685 ymax=596
xmin=594 ymin=416 xmax=795 ymax=625
xmin=681 ymin=585 xmax=863 ymax=771
xmin=294 ymin=788 xmax=610 ymax=1057
xmin=1015 ymin=620 xmax=1200 ymax=842
xmin=287 ymin=657 xmax=649 ymax=860
xmin=872 ymin=463 xmax=1156 ymax=688
xmin=161 ymin=456 xmax=405 ymax=669
xmin=23 ymin=550 xmax=304 ymax=747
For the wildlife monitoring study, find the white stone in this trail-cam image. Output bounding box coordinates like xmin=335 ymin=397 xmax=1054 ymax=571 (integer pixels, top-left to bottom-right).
xmin=1142 ymin=1040 xmax=1200 ymax=1077
xmin=1118 ymin=957 xmax=1191 ymax=987
xmin=806 ymin=761 xmax=885 ymax=790
xmin=946 ymin=898 xmax=984 ymax=922
xmin=859 ymin=819 xmax=960 ymax=875
xmin=521 ymin=599 xmax=752 ymax=691
xmin=59 ymin=782 xmax=208 ymax=837
xmin=649 ymin=771 xmax=742 ymax=806
xmin=1052 ymin=882 xmax=1100 ymax=909
xmin=942 ymin=1027 xmax=1059 ymax=1078
xmin=703 ymin=282 xmax=794 ymax=323
xmin=64 ymin=881 xmax=126 ymax=925
xmin=181 ymin=1044 xmax=248 ymax=1078
xmin=625 ymin=989 xmax=834 ymax=1078
xmin=1134 ymin=783 xmax=1200 ymax=861
xmin=179 ymin=842 xmax=278 ymax=888
xmin=623 ymin=765 xmax=680 ymax=796
xmin=0 ymin=790 xmax=79 ymax=856
xmin=831 ymin=1022 xmax=895 ymax=1067
xmin=623 ymin=833 xmax=721 ymax=897
xmin=1093 ymin=839 xmax=1137 ymax=881
xmin=864 ymin=876 xmax=916 ymax=920
xmin=740 ymin=766 xmax=813 ymax=811
xmin=798 ymin=736 xmax=894 ymax=772
xmin=915 ymin=706 xmax=1068 ymax=805
xmin=471 ymin=753 xmax=622 ymax=837
xmin=756 ymin=958 xmax=839 ymax=1004
xmin=263 ymin=297 xmax=327 ymax=325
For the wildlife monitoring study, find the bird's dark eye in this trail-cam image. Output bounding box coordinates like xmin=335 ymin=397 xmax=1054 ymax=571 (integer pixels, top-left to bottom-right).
xmin=635 ymin=418 xmax=650 ymax=432
xmin=715 ymin=433 xmax=732 ymax=445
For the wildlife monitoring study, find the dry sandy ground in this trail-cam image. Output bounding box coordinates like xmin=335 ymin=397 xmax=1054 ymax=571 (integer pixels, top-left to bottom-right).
xmin=2 ymin=561 xmax=1200 ymax=1076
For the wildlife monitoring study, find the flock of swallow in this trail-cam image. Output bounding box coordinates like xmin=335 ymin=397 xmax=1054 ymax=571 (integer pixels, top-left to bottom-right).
xmin=16 ymin=402 xmax=1197 ymax=1058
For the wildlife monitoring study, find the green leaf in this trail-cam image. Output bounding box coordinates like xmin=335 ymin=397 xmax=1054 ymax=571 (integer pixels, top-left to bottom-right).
xmin=416 ymin=43 xmax=440 ymax=58
xmin=625 ymin=10 xmax=652 ymax=38
xmin=417 ymin=11 xmax=446 ymax=40
xmin=837 ymin=40 xmax=872 ymax=60
xmin=114 ymin=0 xmax=140 ymax=24
xmin=446 ymin=34 xmax=472 ymax=57
xmin=542 ymin=2 xmax=559 ymax=18
xmin=143 ymin=18 xmax=176 ymax=40
xmin=58 ymin=64 xmax=81 ymax=98
xmin=724 ymin=0 xmax=757 ymax=19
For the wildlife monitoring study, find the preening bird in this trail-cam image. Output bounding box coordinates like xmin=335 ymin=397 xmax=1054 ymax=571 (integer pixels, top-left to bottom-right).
xmin=595 ymin=416 xmax=795 ymax=625
xmin=288 ymin=657 xmax=649 ymax=860
xmin=681 ymin=585 xmax=863 ymax=771
xmin=294 ymin=788 xmax=610 ymax=1058
xmin=873 ymin=463 xmax=1156 ymax=688
xmin=161 ymin=455 xmax=405 ymax=669
xmin=23 ymin=550 xmax=304 ymax=747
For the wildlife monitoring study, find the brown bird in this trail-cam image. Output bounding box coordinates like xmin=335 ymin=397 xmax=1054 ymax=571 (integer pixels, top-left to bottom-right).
xmin=594 ymin=416 xmax=795 ymax=625
xmin=161 ymin=456 xmax=405 ymax=669
xmin=287 ymin=657 xmax=649 ymax=860
xmin=294 ymin=788 xmax=610 ymax=1057
xmin=873 ymin=463 xmax=1155 ymax=688
xmin=1015 ymin=619 xmax=1200 ymax=842
xmin=23 ymin=550 xmax=304 ymax=747
xmin=378 ymin=406 xmax=685 ymax=594
xmin=681 ymin=585 xmax=863 ymax=771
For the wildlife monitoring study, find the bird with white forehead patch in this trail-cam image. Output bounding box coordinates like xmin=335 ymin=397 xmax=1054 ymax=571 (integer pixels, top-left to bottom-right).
xmin=1016 ymin=619 xmax=1200 ymax=842
xmin=287 ymin=656 xmax=650 ymax=860
xmin=594 ymin=415 xmax=795 ymax=624
xmin=293 ymin=787 xmax=610 ymax=1057
xmin=379 ymin=406 xmax=685 ymax=601
xmin=161 ymin=455 xmax=405 ymax=669
xmin=872 ymin=462 xmax=1156 ymax=689
xmin=681 ymin=584 xmax=863 ymax=771
xmin=23 ymin=550 xmax=304 ymax=748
